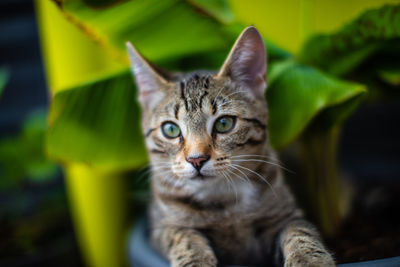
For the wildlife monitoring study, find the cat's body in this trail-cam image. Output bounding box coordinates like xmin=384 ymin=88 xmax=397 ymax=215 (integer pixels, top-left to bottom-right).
xmin=127 ymin=27 xmax=335 ymax=267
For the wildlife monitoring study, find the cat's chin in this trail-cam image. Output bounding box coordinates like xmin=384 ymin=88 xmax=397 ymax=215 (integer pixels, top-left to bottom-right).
xmin=190 ymin=174 xmax=215 ymax=180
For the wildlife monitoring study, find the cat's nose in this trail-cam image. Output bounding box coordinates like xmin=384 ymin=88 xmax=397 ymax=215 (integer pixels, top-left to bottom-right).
xmin=186 ymin=154 xmax=210 ymax=171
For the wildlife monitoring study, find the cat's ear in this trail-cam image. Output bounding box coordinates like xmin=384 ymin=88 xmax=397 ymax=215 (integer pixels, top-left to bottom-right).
xmin=218 ymin=26 xmax=267 ymax=97
xmin=126 ymin=42 xmax=169 ymax=109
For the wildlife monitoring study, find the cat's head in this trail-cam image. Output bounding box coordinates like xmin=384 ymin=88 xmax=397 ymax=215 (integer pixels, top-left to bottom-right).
xmin=127 ymin=26 xmax=270 ymax=190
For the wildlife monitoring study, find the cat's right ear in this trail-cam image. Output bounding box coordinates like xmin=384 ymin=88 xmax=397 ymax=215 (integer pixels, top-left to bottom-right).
xmin=126 ymin=42 xmax=168 ymax=109
xmin=217 ymin=26 xmax=267 ymax=98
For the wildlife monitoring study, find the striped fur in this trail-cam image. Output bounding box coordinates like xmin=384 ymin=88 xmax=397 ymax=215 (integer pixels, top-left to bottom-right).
xmin=128 ymin=27 xmax=334 ymax=267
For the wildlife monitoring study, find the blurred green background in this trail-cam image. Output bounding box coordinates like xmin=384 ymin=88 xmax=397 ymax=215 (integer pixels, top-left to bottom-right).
xmin=1 ymin=0 xmax=400 ymax=266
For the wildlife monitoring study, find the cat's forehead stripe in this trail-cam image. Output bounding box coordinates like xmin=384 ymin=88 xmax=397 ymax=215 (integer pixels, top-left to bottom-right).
xmin=178 ymin=74 xmax=213 ymax=113
xmin=179 ymin=81 xmax=188 ymax=111
xmin=174 ymin=103 xmax=180 ymax=120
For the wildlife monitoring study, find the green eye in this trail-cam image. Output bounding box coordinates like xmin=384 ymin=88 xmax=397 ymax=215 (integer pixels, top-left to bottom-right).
xmin=162 ymin=122 xmax=181 ymax=138
xmin=214 ymin=116 xmax=235 ymax=133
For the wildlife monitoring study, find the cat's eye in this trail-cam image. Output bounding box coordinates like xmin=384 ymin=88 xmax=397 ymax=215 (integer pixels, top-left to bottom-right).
xmin=161 ymin=122 xmax=181 ymax=139
xmin=214 ymin=116 xmax=236 ymax=134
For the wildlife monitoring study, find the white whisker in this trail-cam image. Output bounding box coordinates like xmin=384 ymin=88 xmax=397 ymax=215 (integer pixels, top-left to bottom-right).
xmin=229 ymin=164 xmax=251 ymax=185
xmin=226 ymin=167 xmax=250 ymax=184
xmin=218 ymin=100 xmax=248 ymax=109
xmin=213 ymin=86 xmax=226 ymax=102
xmin=224 ymin=90 xmax=249 ymax=98
xmin=230 ymin=154 xmax=285 ymax=164
xmin=231 ymin=163 xmax=277 ymax=198
xmin=231 ymin=159 xmax=294 ymax=173
xmin=136 ymin=165 xmax=171 ymax=185
xmin=221 ymin=170 xmax=238 ymax=204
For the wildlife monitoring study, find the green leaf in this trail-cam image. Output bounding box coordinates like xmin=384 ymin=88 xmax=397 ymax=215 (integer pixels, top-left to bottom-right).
xmin=267 ymin=60 xmax=366 ymax=149
xmin=299 ymin=4 xmax=400 ymax=76
xmin=265 ymin=39 xmax=292 ymax=62
xmin=55 ymin=0 xmax=234 ymax=64
xmin=46 ymin=71 xmax=147 ymax=172
xmin=23 ymin=110 xmax=59 ymax=182
xmin=186 ymin=0 xmax=235 ymax=24
xmin=0 ymin=68 xmax=9 ymax=97
xmin=378 ymin=65 xmax=400 ymax=86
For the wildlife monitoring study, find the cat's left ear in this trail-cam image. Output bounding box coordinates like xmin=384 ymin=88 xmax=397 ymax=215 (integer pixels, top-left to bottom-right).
xmin=218 ymin=26 xmax=267 ymax=97
xmin=126 ymin=42 xmax=169 ymax=109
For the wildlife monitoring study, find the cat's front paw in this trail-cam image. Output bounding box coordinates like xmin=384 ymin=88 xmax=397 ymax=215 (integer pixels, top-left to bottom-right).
xmin=170 ymin=248 xmax=217 ymax=267
xmin=284 ymin=251 xmax=335 ymax=267
xmin=171 ymin=258 xmax=217 ymax=267
xmin=171 ymin=259 xmax=216 ymax=267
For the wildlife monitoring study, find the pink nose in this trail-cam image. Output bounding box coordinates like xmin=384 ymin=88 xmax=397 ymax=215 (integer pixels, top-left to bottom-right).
xmin=186 ymin=155 xmax=210 ymax=170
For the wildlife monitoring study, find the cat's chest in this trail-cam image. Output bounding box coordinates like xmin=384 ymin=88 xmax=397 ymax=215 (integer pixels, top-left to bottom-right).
xmin=157 ymin=179 xmax=269 ymax=228
xmin=197 ymin=221 xmax=272 ymax=265
xmin=194 ymin=178 xmax=258 ymax=208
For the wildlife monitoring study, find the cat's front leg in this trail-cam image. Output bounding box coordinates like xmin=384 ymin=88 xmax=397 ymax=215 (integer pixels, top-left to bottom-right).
xmin=280 ymin=220 xmax=335 ymax=267
xmin=152 ymin=226 xmax=217 ymax=267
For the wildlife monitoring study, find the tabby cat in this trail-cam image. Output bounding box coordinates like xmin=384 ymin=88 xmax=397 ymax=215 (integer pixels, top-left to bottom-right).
xmin=127 ymin=26 xmax=335 ymax=267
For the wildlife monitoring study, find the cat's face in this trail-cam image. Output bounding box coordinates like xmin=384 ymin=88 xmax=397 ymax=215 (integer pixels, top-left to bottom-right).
xmin=128 ymin=27 xmax=268 ymax=190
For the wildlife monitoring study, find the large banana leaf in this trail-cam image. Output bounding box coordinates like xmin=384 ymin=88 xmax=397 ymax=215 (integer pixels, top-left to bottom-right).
xmin=299 ymin=4 xmax=400 ymax=77
xmin=267 ymin=60 xmax=366 ymax=149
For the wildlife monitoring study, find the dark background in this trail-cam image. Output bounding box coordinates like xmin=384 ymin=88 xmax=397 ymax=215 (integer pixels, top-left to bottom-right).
xmin=0 ymin=0 xmax=48 ymax=135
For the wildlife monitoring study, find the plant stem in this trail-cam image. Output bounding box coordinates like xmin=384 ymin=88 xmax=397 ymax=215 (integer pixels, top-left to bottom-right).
xmin=65 ymin=164 xmax=127 ymax=267
xmin=298 ymin=126 xmax=348 ymax=236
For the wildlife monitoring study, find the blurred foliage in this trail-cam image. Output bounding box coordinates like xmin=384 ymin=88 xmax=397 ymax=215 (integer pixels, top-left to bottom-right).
xmin=298 ymin=4 xmax=400 ymax=108
xmin=378 ymin=66 xmax=400 ymax=86
xmin=0 ymin=110 xmax=73 ymax=263
xmin=187 ymin=0 xmax=235 ymax=24
xmin=0 ymin=109 xmax=59 ymax=190
xmin=300 ymin=4 xmax=400 ymax=77
xmin=0 ymin=68 xmax=8 ymax=97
